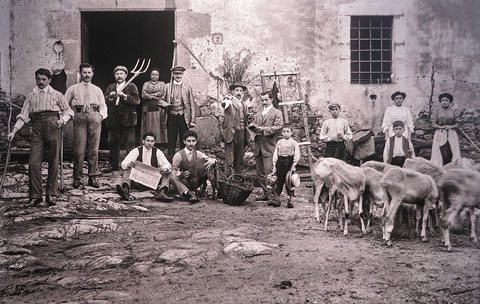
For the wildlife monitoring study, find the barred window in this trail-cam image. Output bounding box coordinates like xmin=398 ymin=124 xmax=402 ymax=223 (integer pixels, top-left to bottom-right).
xmin=350 ymin=16 xmax=393 ymax=84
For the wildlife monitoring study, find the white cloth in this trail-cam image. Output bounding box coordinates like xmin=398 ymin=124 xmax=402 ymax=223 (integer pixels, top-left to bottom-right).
xmin=319 ymin=118 xmax=353 ymax=141
xmin=121 ymin=146 xmax=171 ymax=171
xmin=173 ymin=80 xmax=183 ymax=85
xmin=262 ymin=105 xmax=273 ymax=116
xmin=430 ymin=129 xmax=461 ymax=167
xmin=382 ymin=105 xmax=414 ymax=138
xmin=393 ymin=137 xmax=405 ymax=157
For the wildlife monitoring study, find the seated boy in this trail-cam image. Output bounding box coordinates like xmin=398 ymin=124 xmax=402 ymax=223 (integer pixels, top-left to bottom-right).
xmin=116 ymin=132 xmax=199 ymax=203
xmin=270 ymin=124 xmax=300 ymax=208
xmin=383 ymin=120 xmax=415 ymax=167
xmin=172 ymin=130 xmax=217 ymax=196
xmin=319 ymin=103 xmax=353 ymax=161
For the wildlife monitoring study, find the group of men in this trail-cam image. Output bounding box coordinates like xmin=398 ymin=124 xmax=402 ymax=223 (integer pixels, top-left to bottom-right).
xmin=7 ymin=64 xmax=287 ymax=206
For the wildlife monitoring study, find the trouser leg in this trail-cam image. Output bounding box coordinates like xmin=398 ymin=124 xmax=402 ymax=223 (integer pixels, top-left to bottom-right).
xmin=122 ymin=169 xmax=132 ymax=187
xmin=45 ymin=119 xmax=61 ymax=196
xmin=167 ymin=113 xmax=180 ymax=161
xmin=233 ymin=130 xmax=245 ymax=174
xmin=108 ymin=127 xmax=121 ymax=169
xmin=29 ymin=122 xmax=45 ymax=199
xmin=178 ymin=115 xmax=188 ymax=150
xmin=86 ymin=112 xmax=102 ymax=176
xmin=124 ymin=126 xmax=136 ymax=155
xmin=275 ymin=157 xmax=292 ymax=196
xmin=73 ymin=113 xmax=87 ymax=179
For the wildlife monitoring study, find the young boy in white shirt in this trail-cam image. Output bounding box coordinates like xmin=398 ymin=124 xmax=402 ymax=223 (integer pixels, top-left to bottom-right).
xmin=269 ymin=124 xmax=300 ymax=208
xmin=384 ymin=120 xmax=415 ymax=167
xmin=319 ymin=103 xmax=353 ymax=161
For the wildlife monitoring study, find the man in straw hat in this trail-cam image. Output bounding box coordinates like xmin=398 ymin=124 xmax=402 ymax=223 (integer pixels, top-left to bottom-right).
xmin=163 ymin=66 xmax=196 ymax=162
xmin=220 ymin=81 xmax=249 ymax=174
xmin=65 ymin=63 xmax=107 ymax=188
xmin=103 ymin=65 xmax=140 ymax=173
xmin=8 ymin=68 xmax=74 ymax=207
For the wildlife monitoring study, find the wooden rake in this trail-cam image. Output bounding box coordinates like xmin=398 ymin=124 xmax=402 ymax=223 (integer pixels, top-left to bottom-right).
xmin=116 ymin=58 xmax=151 ymax=105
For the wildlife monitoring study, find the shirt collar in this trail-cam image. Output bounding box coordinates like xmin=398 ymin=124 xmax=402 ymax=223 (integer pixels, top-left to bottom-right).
xmin=184 ymin=147 xmax=193 ymax=154
xmin=33 ymin=85 xmax=53 ymax=94
xmin=81 ymin=81 xmax=90 ymax=86
xmin=262 ymin=104 xmax=273 ymax=115
xmin=173 ymin=80 xmax=182 ymax=85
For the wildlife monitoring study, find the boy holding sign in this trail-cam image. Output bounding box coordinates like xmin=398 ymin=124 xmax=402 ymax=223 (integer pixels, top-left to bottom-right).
xmin=116 ymin=132 xmax=199 ymax=203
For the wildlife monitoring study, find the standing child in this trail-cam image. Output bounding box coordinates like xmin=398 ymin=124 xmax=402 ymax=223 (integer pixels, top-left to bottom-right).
xmin=319 ymin=103 xmax=353 ymax=161
xmin=384 ymin=120 xmax=415 ymax=167
xmin=269 ymin=124 xmax=300 ymax=208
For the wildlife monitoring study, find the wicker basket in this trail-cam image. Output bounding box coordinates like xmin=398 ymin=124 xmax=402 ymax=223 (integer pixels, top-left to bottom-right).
xmin=218 ymin=174 xmax=253 ymax=206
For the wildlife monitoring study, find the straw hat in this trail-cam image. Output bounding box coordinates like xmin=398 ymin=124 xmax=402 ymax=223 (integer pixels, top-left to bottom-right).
xmin=51 ymin=61 xmax=65 ymax=75
xmin=286 ymin=170 xmax=300 ymax=191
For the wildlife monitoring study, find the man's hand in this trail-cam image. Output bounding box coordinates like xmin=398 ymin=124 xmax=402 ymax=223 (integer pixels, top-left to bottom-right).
xmin=160 ymin=167 xmax=172 ymax=176
xmin=7 ymin=129 xmax=17 ymax=142
xmin=204 ymin=159 xmax=216 ymax=170
xmin=57 ymin=119 xmax=64 ymax=128
xmin=255 ymin=126 xmax=263 ymax=135
xmin=336 ymin=133 xmax=344 ymax=140
xmin=126 ymin=161 xmax=135 ymax=169
xmin=182 ymin=170 xmax=191 ymax=179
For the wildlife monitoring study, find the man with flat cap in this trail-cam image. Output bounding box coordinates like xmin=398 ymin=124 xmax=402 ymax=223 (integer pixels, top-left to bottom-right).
xmin=220 ymin=82 xmax=249 ymax=174
xmin=162 ymin=66 xmax=196 ymax=162
xmin=103 ymin=65 xmax=140 ymax=172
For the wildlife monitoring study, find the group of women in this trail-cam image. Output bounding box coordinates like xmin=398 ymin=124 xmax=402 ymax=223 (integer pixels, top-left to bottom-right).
xmin=381 ymin=90 xmax=461 ymax=166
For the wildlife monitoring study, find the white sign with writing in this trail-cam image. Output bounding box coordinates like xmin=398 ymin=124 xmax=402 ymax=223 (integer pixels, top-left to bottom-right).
xmin=129 ymin=161 xmax=162 ymax=190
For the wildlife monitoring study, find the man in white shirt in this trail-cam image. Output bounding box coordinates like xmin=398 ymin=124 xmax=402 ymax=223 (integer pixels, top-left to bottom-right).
xmin=116 ymin=132 xmax=199 ymax=203
xmin=319 ymin=103 xmax=353 ymax=161
xmin=65 ymin=63 xmax=107 ymax=189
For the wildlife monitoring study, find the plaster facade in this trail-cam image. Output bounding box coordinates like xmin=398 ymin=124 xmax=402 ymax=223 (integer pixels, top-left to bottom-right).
xmin=1 ymin=0 xmax=479 ymax=138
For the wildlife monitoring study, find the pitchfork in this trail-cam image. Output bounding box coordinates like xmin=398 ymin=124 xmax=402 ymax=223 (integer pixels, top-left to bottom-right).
xmin=116 ymin=58 xmax=151 ymax=105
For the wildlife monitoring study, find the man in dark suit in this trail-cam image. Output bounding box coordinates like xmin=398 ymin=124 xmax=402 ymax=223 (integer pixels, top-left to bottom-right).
xmin=220 ymin=82 xmax=249 ymax=174
xmin=103 ymin=66 xmax=140 ymax=172
xmin=251 ymin=90 xmax=283 ymax=201
xmin=162 ymin=66 xmax=196 ymax=162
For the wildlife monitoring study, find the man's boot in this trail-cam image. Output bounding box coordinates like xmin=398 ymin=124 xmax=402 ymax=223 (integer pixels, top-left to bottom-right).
xmin=88 ymin=176 xmax=99 ymax=188
xmin=116 ymin=183 xmax=130 ymax=200
xmin=73 ymin=178 xmax=81 ymax=189
xmin=185 ymin=190 xmax=199 ymax=203
xmin=155 ymin=187 xmax=174 ymax=202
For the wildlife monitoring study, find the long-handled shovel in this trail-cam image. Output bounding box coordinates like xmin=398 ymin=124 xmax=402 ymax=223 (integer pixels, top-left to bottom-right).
xmin=59 ymin=127 xmax=66 ymax=193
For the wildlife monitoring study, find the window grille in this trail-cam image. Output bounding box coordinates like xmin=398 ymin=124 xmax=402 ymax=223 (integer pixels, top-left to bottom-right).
xmin=350 ymin=16 xmax=393 ymax=84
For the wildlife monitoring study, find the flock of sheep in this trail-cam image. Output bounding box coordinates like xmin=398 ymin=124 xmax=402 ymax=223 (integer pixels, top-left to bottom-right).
xmin=311 ymin=157 xmax=480 ymax=251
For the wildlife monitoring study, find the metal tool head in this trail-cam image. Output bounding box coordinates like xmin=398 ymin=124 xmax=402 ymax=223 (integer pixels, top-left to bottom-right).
xmin=131 ymin=58 xmax=151 ymax=74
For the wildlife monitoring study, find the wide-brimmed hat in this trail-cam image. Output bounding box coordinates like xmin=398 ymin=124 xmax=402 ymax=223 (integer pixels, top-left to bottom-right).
xmin=171 ymin=65 xmax=186 ymax=72
xmin=438 ymin=92 xmax=453 ymax=103
xmin=113 ymin=66 xmax=128 ymax=74
xmin=229 ymin=81 xmax=247 ymax=91
xmin=391 ymin=91 xmax=406 ymax=100
xmin=51 ymin=61 xmax=65 ymax=75
xmin=286 ymin=169 xmax=300 ymax=191
xmin=328 ymin=102 xmax=341 ymax=110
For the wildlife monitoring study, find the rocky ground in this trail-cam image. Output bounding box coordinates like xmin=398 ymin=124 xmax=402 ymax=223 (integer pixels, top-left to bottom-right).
xmin=1 ymin=162 xmax=479 ymax=304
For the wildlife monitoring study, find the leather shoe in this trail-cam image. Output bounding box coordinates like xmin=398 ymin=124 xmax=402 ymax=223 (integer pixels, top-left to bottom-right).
xmin=88 ymin=176 xmax=99 ymax=188
xmin=116 ymin=183 xmax=130 ymax=200
xmin=73 ymin=178 xmax=81 ymax=189
xmin=27 ymin=198 xmax=43 ymax=207
xmin=154 ymin=189 xmax=174 ymax=202
xmin=102 ymin=166 xmax=119 ymax=173
xmin=271 ymin=201 xmax=281 ymax=207
xmin=185 ymin=190 xmax=199 ymax=203
xmin=45 ymin=195 xmax=56 ymax=207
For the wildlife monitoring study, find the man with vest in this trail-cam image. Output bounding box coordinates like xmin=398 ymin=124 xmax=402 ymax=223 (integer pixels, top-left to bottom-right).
xmin=220 ymin=82 xmax=249 ymax=174
xmin=104 ymin=65 xmax=140 ymax=173
xmin=172 ymin=130 xmax=217 ymax=193
xmin=384 ymin=120 xmax=415 ymax=167
xmin=116 ymin=132 xmax=199 ymax=203
xmin=162 ymin=66 xmax=196 ymax=162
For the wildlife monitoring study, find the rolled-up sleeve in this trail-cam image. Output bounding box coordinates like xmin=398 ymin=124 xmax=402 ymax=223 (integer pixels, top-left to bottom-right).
xmin=55 ymin=91 xmax=74 ymax=123
xmin=96 ymin=87 xmax=108 ymax=119
xmin=156 ymin=150 xmax=172 ymax=171
xmin=17 ymin=95 xmax=32 ymax=123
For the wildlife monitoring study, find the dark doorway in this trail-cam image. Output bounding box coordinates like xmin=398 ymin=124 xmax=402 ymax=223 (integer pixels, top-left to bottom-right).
xmin=81 ymin=11 xmax=175 ymax=149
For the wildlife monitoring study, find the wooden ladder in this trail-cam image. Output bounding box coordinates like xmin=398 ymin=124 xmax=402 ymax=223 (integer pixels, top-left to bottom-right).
xmin=260 ymin=68 xmax=314 ymax=178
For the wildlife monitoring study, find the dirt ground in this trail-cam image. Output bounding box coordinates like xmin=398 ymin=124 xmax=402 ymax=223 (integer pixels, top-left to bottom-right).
xmin=1 ymin=165 xmax=479 ymax=304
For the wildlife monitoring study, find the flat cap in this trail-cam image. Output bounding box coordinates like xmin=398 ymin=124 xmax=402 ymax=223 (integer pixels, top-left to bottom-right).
xmin=171 ymin=66 xmax=186 ymax=72
xmin=113 ymin=66 xmax=128 ymax=74
xmin=328 ymin=103 xmax=341 ymax=110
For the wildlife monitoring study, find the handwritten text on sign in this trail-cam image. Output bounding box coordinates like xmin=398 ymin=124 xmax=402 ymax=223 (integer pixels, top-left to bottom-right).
xmin=129 ymin=161 xmax=162 ymax=189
